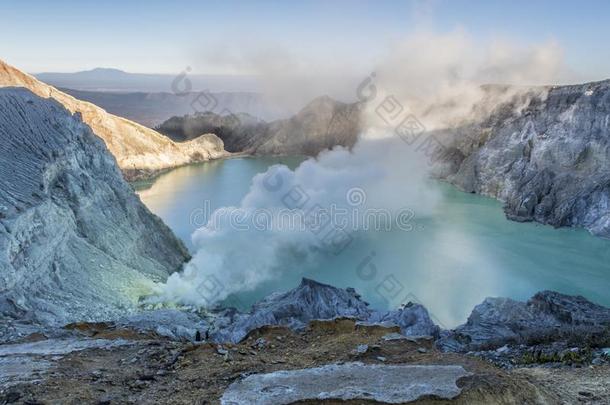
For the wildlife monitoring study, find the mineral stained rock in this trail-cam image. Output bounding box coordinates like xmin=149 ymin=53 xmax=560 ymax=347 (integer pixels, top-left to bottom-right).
xmin=0 ymin=88 xmax=189 ymax=325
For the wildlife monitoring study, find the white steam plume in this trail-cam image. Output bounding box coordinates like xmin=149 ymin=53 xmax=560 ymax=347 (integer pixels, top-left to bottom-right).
xmin=148 ymin=138 xmax=439 ymax=307
xmin=362 ymin=30 xmax=568 ymax=131
xmin=149 ymin=29 xmax=569 ymax=308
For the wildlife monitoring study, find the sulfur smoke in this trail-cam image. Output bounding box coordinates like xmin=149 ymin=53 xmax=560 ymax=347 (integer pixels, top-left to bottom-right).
xmin=149 ymin=29 xmax=568 ymax=308
xmin=149 ymin=138 xmax=438 ymax=307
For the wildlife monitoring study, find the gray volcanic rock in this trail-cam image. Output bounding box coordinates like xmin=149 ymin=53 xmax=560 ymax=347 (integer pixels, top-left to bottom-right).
xmin=97 ymin=278 xmax=440 ymax=345
xmin=255 ymin=96 xmax=362 ymax=155
xmin=437 ymin=81 xmax=610 ymax=238
xmin=209 ymin=278 xmax=373 ymax=342
xmin=86 ymin=278 xmax=438 ymax=344
xmin=368 ymin=302 xmax=441 ymax=337
xmin=0 ymin=88 xmax=189 ymax=325
xmin=157 ymin=95 xmax=363 ymax=155
xmin=157 ymin=111 xmax=269 ymax=152
xmin=438 ymin=290 xmax=610 ymax=352
xmin=115 ymin=309 xmax=208 ymax=341
xmin=207 ymin=278 xmax=442 ymax=343
xmin=221 ymin=362 xmax=470 ymax=404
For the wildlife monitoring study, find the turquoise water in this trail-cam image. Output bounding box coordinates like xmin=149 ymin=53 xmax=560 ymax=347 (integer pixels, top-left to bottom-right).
xmin=136 ymin=157 xmax=610 ymax=327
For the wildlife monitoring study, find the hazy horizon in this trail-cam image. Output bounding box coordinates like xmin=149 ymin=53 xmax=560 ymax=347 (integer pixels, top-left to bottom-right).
xmin=2 ymin=0 xmax=610 ymax=86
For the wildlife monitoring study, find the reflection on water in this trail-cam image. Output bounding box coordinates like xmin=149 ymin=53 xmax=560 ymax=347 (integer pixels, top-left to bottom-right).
xmin=136 ymin=157 xmax=610 ymax=327
xmin=134 ymin=157 xmax=304 ymax=251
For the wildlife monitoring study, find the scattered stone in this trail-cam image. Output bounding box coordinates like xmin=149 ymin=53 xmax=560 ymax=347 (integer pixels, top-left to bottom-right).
xmin=356 ymin=344 xmax=369 ymax=354
xmin=3 ymin=391 xmax=22 ymax=403
xmin=253 ymin=338 xmax=267 ymax=349
xmin=382 ymin=332 xmax=407 ymax=341
xmin=496 ymin=345 xmax=510 ymax=354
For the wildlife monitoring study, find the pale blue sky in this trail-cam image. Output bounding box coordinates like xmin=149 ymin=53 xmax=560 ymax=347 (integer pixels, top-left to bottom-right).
xmin=1 ymin=0 xmax=609 ymax=81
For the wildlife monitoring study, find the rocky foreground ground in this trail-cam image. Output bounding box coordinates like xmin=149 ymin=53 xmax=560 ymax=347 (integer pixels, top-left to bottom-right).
xmin=1 ymin=318 xmax=609 ymax=404
xmin=1 ymin=278 xmax=609 ymax=404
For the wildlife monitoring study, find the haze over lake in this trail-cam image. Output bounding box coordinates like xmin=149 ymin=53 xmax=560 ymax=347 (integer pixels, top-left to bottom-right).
xmin=137 ymin=157 xmax=610 ymax=327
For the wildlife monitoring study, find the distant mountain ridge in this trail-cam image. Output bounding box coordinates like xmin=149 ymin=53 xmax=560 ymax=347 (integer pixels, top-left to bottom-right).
xmin=0 ymin=59 xmax=227 ymax=180
xmin=157 ymin=95 xmax=363 ymax=155
xmin=35 ymin=68 xmax=261 ymax=93
xmin=60 ymin=88 xmax=293 ymax=126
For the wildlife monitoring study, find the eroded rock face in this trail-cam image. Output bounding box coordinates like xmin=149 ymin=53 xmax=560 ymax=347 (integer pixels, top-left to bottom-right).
xmin=438 ymin=291 xmax=610 ymax=352
xmin=0 ymin=59 xmax=227 ymax=180
xmin=368 ymin=303 xmax=441 ymax=338
xmin=221 ymin=362 xmax=470 ymax=405
xmin=209 ymin=278 xmax=373 ymax=343
xmin=437 ymin=82 xmax=610 ymax=238
xmin=0 ymin=88 xmax=189 ymax=325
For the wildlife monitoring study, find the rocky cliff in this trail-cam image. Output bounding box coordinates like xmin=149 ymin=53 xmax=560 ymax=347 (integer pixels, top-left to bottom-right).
xmin=157 ymin=95 xmax=362 ymax=155
xmin=436 ymin=81 xmax=610 ymax=238
xmin=438 ymin=290 xmax=610 ymax=353
xmin=0 ymin=60 xmax=227 ymax=180
xmin=0 ymin=88 xmax=189 ymax=326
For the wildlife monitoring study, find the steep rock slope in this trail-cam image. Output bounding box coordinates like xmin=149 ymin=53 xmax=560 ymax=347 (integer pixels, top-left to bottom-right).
xmin=0 ymin=88 xmax=189 ymax=325
xmin=436 ymin=82 xmax=610 ymax=238
xmin=0 ymin=60 xmax=227 ymax=180
xmin=157 ymin=96 xmax=363 ymax=155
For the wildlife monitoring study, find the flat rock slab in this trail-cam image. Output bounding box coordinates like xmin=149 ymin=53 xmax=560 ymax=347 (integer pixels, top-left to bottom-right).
xmin=221 ymin=362 xmax=470 ymax=404
xmin=0 ymin=338 xmax=134 ymax=389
